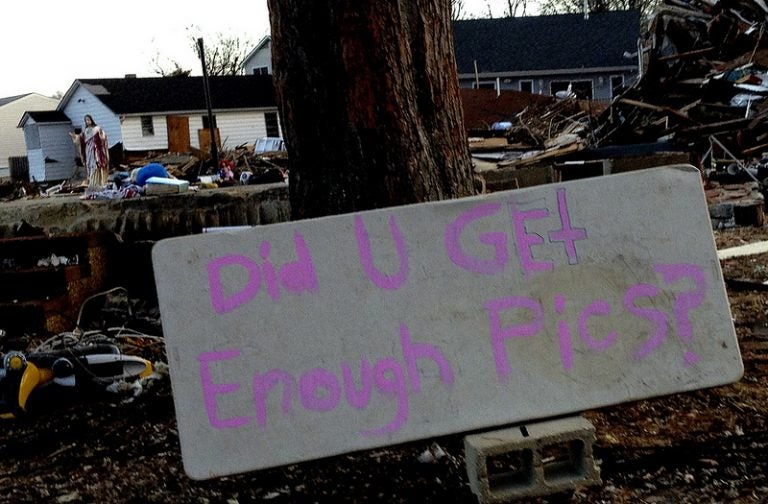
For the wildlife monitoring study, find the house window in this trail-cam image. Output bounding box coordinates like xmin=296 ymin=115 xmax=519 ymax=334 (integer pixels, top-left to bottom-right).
xmin=550 ymin=80 xmax=593 ymax=100
xmin=474 ymin=81 xmax=497 ymax=90
xmin=610 ymin=75 xmax=625 ymax=98
xmin=265 ymin=112 xmax=280 ymax=138
xmin=202 ymin=115 xmax=217 ymax=129
xmin=253 ymin=66 xmax=269 ymax=75
xmin=141 ymin=116 xmax=154 ymax=136
xmin=519 ymin=80 xmax=533 ymax=93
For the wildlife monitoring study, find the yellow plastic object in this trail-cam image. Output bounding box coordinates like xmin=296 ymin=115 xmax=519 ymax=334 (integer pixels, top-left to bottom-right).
xmin=139 ymin=361 xmax=154 ymax=379
xmin=7 ymin=354 xmax=24 ymax=371
xmin=17 ymin=363 xmax=53 ymax=412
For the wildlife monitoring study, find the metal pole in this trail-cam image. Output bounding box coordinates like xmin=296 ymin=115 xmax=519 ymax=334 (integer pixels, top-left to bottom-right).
xmin=197 ymin=37 xmax=219 ymax=171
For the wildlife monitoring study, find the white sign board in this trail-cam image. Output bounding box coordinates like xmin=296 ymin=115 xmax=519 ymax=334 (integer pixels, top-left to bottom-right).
xmin=153 ymin=166 xmax=742 ymax=480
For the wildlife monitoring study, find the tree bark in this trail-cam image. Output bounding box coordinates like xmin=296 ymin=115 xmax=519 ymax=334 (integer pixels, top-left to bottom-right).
xmin=268 ymin=0 xmax=475 ymax=220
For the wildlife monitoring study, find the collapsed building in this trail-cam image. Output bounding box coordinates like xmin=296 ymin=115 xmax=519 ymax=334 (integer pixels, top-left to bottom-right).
xmin=469 ymin=0 xmax=768 ymax=227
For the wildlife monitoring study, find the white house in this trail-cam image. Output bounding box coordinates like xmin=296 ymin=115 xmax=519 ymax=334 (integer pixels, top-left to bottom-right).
xmin=242 ymin=36 xmax=273 ymax=76
xmin=17 ymin=111 xmax=78 ymax=182
xmin=0 ymin=93 xmax=59 ymax=175
xmin=56 ymin=75 xmax=280 ymax=167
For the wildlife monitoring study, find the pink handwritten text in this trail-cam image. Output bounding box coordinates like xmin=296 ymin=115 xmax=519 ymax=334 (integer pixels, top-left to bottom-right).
xmin=485 ymin=263 xmax=707 ymax=381
xmin=355 ymin=215 xmax=410 ymax=290
xmin=197 ymin=323 xmax=454 ymax=436
xmin=445 ymin=188 xmax=587 ymax=277
xmin=207 ymin=231 xmax=318 ymax=314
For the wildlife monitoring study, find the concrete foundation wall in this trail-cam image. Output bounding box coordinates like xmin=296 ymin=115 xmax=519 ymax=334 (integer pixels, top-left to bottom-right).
xmin=0 ymin=183 xmax=291 ymax=241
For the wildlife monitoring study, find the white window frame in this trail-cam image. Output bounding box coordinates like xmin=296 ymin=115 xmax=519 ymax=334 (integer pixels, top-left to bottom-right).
xmin=550 ymin=79 xmax=594 ymax=100
xmin=519 ymin=80 xmax=534 ymax=93
xmin=473 ymin=81 xmax=497 ymax=91
xmin=140 ymin=116 xmax=154 ymax=137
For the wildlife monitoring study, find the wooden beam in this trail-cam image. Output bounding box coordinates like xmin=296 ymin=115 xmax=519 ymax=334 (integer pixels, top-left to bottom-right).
xmin=657 ymin=46 xmax=715 ymax=61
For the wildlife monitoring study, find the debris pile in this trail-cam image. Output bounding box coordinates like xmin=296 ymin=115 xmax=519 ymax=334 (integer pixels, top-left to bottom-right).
xmin=0 ymin=179 xmax=44 ymax=201
xmin=9 ymin=143 xmax=289 ymax=202
xmin=593 ymin=0 xmax=768 ymax=169
xmin=108 ymin=144 xmax=288 ymax=196
xmin=120 ymin=143 xmax=288 ymax=187
xmin=0 ymin=231 xmax=115 ymax=337
xmin=495 ymin=98 xmax=607 ymax=168
xmin=472 ymin=0 xmax=768 ymax=179
xmin=0 ymin=286 xmax=167 ymax=419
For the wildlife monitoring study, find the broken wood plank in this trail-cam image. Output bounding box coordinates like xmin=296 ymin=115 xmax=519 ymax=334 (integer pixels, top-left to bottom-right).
xmin=618 ymin=98 xmax=696 ymax=123
xmin=677 ymin=117 xmax=753 ymax=136
xmin=657 ymin=46 xmax=716 ymax=61
xmin=740 ymin=142 xmax=768 ymax=156
xmin=498 ymin=142 xmax=583 ymax=168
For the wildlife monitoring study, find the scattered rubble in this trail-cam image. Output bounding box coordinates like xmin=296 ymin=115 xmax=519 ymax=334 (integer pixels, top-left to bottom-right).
xmin=0 ymin=2 xmax=767 ymax=500
xmin=467 ymin=0 xmax=768 ymax=202
xmin=2 ymin=142 xmax=289 ymax=202
xmin=594 ymin=0 xmax=768 ymax=165
xmin=121 ymin=144 xmax=288 ymax=189
xmin=469 ymin=97 xmax=607 ymax=168
xmin=0 ymin=227 xmax=765 ymax=502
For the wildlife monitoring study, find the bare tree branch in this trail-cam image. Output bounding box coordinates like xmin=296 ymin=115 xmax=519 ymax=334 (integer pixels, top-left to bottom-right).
xmin=192 ymin=33 xmax=252 ymax=76
xmin=452 ymin=0 xmax=466 ymax=19
xmin=539 ymin=0 xmax=659 ymax=24
xmin=505 ymin=0 xmax=529 ymax=17
xmin=152 ymin=27 xmax=252 ymax=77
xmin=150 ymin=52 xmax=192 ymax=77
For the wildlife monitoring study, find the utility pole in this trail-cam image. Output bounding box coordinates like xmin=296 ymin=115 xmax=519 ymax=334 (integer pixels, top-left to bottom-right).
xmin=197 ymin=37 xmax=219 ymax=171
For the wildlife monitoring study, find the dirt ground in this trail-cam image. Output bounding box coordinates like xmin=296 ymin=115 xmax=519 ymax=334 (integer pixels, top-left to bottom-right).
xmin=1 ymin=227 xmax=768 ymax=504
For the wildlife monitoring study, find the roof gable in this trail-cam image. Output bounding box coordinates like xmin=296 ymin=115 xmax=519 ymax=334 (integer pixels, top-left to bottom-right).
xmin=0 ymin=93 xmax=32 ymax=107
xmin=453 ymin=10 xmax=640 ymax=74
xmin=60 ymin=75 xmax=276 ymax=115
xmin=244 ymin=35 xmax=272 ymax=64
xmin=18 ymin=110 xmax=71 ymax=128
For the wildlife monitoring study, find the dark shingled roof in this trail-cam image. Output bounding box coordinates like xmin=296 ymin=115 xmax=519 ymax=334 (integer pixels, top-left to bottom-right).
xmin=72 ymin=75 xmax=275 ymax=114
xmin=24 ymin=111 xmax=71 ymax=123
xmin=0 ymin=94 xmax=31 ymax=107
xmin=453 ymin=10 xmax=640 ymax=74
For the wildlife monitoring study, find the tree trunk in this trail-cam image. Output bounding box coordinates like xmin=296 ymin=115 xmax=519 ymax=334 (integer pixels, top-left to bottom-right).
xmin=267 ymin=0 xmax=475 ymax=220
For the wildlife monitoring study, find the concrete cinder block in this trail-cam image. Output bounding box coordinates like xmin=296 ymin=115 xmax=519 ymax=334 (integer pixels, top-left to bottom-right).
xmin=464 ymin=416 xmax=601 ymax=503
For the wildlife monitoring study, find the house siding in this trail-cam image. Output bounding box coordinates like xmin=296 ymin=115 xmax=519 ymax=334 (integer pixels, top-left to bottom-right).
xmin=0 ymin=94 xmax=59 ymax=169
xmin=61 ymin=86 xmax=122 ymax=148
xmin=25 ymin=122 xmax=78 ymax=182
xmin=459 ymin=69 xmax=637 ymax=101
xmin=120 ymin=110 xmax=276 ymax=152
xmin=40 ymin=123 xmax=78 ymax=181
xmin=206 ymin=111 xmax=270 ymax=149
xmin=243 ymin=40 xmax=273 ymax=75
xmin=27 ymin=149 xmax=45 ymax=181
xmin=121 ymin=115 xmax=169 ymax=151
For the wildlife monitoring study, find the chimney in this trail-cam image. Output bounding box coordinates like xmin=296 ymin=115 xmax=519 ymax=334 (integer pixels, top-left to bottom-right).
xmin=125 ymin=74 xmax=137 ymax=79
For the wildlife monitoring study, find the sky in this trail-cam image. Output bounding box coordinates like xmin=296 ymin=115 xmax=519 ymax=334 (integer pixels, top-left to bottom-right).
xmin=0 ymin=0 xmax=517 ymax=99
